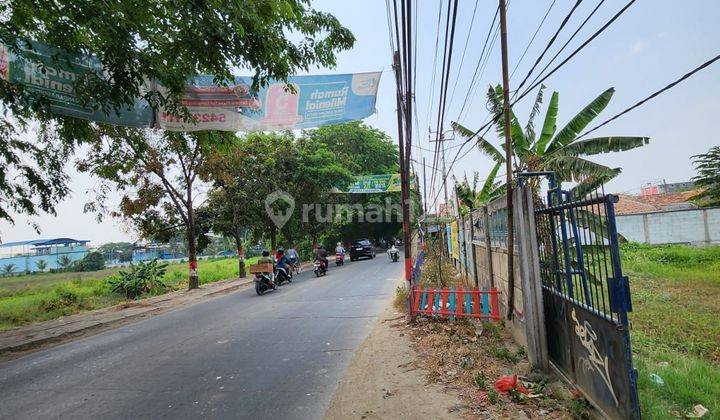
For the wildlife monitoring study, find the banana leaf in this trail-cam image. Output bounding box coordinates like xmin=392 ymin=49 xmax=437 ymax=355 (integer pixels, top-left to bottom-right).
xmin=536 ymin=91 xmax=559 ymax=154
xmin=525 ymin=85 xmax=545 ymax=144
xmin=545 ymin=155 xmax=618 ymax=183
xmin=546 ymin=88 xmax=614 ymax=153
xmin=452 ymin=121 xmax=505 ymax=163
xmin=556 ymin=136 xmax=650 ymax=157
xmin=570 ymin=169 xmax=621 ymax=198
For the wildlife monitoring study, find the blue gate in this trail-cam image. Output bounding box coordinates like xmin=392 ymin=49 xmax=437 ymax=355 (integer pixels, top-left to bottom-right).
xmin=527 ymin=172 xmax=640 ymax=419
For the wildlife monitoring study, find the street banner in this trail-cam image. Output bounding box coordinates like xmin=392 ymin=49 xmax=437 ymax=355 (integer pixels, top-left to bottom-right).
xmin=157 ymin=72 xmax=381 ymax=132
xmin=1 ymin=40 xmax=380 ymax=132
xmin=343 ymin=174 xmax=403 ymax=194
xmin=0 ymin=41 xmax=153 ymax=127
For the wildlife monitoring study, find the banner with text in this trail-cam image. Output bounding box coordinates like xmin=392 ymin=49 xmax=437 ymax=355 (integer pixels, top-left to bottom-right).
xmin=0 ymin=41 xmax=153 ymax=127
xmin=344 ymin=174 xmax=403 ymax=193
xmin=1 ymin=41 xmax=380 ymax=131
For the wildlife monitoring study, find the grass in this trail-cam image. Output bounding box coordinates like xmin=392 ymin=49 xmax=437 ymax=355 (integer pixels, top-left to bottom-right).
xmin=623 ymin=243 xmax=720 ymax=419
xmin=0 ymin=256 xmax=258 ymax=331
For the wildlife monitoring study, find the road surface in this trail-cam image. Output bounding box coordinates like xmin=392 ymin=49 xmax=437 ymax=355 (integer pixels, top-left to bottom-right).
xmin=0 ymin=254 xmax=403 ymax=419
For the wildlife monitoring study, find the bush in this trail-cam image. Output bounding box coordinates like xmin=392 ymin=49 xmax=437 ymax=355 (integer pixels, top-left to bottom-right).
xmin=108 ymin=260 xmax=168 ymax=299
xmin=38 ymin=288 xmax=80 ymax=314
xmin=75 ymin=252 xmax=106 ymax=272
xmin=394 ymin=285 xmax=409 ymax=312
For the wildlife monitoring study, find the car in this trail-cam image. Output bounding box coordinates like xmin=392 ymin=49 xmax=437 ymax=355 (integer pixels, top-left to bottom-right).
xmin=349 ymin=239 xmax=376 ymax=261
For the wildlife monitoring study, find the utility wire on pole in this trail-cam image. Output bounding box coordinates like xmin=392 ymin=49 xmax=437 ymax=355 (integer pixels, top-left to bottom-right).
xmin=498 ymin=0 xmax=516 ymax=321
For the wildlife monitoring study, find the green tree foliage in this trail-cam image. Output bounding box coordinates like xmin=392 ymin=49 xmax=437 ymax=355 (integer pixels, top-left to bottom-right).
xmin=454 ymin=163 xmax=505 ymax=214
xmin=56 ymin=255 xmax=73 ymax=271
xmin=691 ymin=145 xmax=720 ymax=206
xmin=97 ymin=242 xmax=134 ymax=263
xmin=0 ymin=0 xmax=354 ymax=232
xmin=35 ymin=259 xmax=47 ymax=272
xmin=77 ymin=129 xmax=230 ymax=289
xmin=453 ymin=85 xmax=650 ymax=197
xmin=1 ymin=263 xmax=16 ymax=276
xmin=76 ymin=251 xmax=105 ymax=272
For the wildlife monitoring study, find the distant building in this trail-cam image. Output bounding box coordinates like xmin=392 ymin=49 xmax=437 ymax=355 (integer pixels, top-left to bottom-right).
xmin=615 ymin=189 xmax=700 ymax=215
xmin=640 ymin=181 xmax=696 ymax=196
xmin=131 ymin=242 xmax=185 ymax=262
xmin=0 ymin=238 xmax=90 ymax=274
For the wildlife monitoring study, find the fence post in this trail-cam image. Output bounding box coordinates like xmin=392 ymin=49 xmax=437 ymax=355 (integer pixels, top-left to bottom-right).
xmin=515 ymin=186 xmax=549 ymax=370
xmin=469 ymin=210 xmax=479 ymax=288
xmin=483 ymin=206 xmax=494 ymax=288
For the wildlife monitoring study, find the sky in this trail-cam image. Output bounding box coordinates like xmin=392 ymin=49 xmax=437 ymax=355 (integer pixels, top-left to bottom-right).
xmin=1 ymin=0 xmax=719 ymax=245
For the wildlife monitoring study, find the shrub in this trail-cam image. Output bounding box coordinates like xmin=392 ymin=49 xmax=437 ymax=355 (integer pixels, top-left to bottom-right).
xmin=76 ymin=252 xmax=106 ymax=272
xmin=38 ymin=288 xmax=80 ymax=314
xmin=108 ymin=260 xmax=168 ymax=299
xmin=394 ymin=285 xmax=409 ymax=312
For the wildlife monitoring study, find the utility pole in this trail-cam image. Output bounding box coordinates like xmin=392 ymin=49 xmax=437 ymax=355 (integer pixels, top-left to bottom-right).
xmin=422 ymin=157 xmax=428 ymax=246
xmin=499 ymin=0 xmax=515 ymax=320
xmin=393 ymin=51 xmax=414 ymax=319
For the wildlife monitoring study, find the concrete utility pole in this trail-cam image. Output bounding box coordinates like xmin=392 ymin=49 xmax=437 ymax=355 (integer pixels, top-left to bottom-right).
xmin=499 ymin=0 xmax=516 ymax=320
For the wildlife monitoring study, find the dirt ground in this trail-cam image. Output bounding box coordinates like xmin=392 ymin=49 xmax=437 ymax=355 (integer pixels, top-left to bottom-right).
xmin=327 ymin=292 xmax=586 ymax=420
xmin=325 ymin=304 xmax=466 ymax=420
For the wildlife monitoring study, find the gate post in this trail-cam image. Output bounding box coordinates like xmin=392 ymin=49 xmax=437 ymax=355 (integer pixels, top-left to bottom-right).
xmin=515 ymin=186 xmax=549 ymax=370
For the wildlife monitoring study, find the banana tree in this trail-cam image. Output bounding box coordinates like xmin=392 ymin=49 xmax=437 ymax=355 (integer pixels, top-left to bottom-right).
xmin=452 ymin=84 xmax=650 ymax=197
xmin=454 ymin=162 xmax=505 ymax=215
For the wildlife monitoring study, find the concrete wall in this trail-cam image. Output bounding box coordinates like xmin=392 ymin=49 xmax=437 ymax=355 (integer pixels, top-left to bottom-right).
xmin=616 ymin=207 xmax=720 ymax=245
xmin=0 ymin=249 xmax=87 ymax=273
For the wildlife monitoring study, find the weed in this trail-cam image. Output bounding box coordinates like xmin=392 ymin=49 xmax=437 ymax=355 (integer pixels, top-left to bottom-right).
xmin=474 ymin=372 xmax=486 ymax=389
xmin=488 ymin=345 xmax=521 ymax=364
xmin=394 ymin=285 xmax=409 ymax=313
xmin=487 ymin=389 xmax=499 ymax=404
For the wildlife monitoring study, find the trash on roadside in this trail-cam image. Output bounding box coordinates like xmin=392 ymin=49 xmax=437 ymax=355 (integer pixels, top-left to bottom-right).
xmin=658 ymin=361 xmax=669 ymax=368
xmin=494 ymin=374 xmax=529 ymax=394
xmin=686 ymin=404 xmax=708 ymax=418
xmin=649 ymin=373 xmax=665 ymax=385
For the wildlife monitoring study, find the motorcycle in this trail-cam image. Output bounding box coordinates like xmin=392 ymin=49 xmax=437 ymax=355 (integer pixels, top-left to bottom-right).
xmin=275 ymin=266 xmax=292 ymax=285
xmin=254 ymin=272 xmax=277 ymax=296
xmin=335 ymin=252 xmax=345 ymax=266
xmin=313 ymin=258 xmax=327 ymax=277
xmin=387 ymin=247 xmax=399 ymax=263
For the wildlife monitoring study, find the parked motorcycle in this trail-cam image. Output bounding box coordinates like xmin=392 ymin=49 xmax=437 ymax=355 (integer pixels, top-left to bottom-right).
xmin=313 ymin=259 xmax=328 ymax=277
xmin=335 ymin=252 xmax=345 ymax=266
xmin=254 ymin=272 xmax=276 ymax=296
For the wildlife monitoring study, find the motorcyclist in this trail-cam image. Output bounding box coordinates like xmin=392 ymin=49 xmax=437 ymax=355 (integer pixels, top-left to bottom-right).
xmin=335 ymin=242 xmax=346 ymax=255
xmin=275 ymin=247 xmax=292 ymax=280
xmin=387 ymin=244 xmax=399 ymax=261
xmin=287 ymin=245 xmax=300 ymax=266
xmin=313 ymin=245 xmax=329 ymax=270
xmin=257 ymin=250 xmax=276 ymax=284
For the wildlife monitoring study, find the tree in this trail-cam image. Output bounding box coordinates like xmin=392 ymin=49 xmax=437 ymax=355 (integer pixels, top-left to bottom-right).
xmin=77 ymin=252 xmax=105 ymax=272
xmin=57 ymin=255 xmax=73 ymax=271
xmin=35 ymin=259 xmax=47 ymax=272
xmin=78 ymin=128 xmax=227 ymax=289
xmin=97 ymin=242 xmax=134 ymax=263
xmin=692 ymin=145 xmax=720 ymax=206
xmin=2 ymin=263 xmax=16 ymax=276
xmin=0 ymin=0 xmax=354 ymax=234
xmin=454 ymin=163 xmax=505 ymax=215
xmin=453 ymin=85 xmax=650 ymax=197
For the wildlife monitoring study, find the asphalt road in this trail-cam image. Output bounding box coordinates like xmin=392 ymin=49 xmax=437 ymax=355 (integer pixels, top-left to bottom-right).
xmin=0 ymin=254 xmax=403 ymax=419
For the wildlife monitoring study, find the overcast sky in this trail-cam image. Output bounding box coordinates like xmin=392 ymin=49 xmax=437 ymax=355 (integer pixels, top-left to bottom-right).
xmin=1 ymin=0 xmax=718 ymax=245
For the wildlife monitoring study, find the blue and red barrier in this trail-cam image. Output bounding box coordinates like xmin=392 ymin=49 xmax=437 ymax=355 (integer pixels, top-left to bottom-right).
xmin=411 ymin=286 xmax=501 ymax=321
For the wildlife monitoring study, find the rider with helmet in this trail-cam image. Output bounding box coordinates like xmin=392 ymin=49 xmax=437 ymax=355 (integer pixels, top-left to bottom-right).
xmin=275 ymin=247 xmax=292 ymax=281
xmin=313 ymin=244 xmax=329 ymax=270
xmin=257 ymin=250 xmax=276 ymax=284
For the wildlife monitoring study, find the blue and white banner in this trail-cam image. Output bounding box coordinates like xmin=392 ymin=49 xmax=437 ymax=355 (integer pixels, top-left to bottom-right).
xmin=158 ymin=72 xmax=381 ymax=132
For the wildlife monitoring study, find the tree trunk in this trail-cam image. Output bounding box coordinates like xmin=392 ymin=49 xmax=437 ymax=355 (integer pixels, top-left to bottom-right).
xmin=187 ymin=207 xmax=199 ymax=289
xmin=270 ymin=225 xmax=277 ymax=252
xmin=234 ymin=231 xmax=246 ymax=278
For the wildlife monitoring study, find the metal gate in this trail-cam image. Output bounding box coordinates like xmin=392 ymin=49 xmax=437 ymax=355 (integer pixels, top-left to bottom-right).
xmin=530 ymin=174 xmax=640 ymax=419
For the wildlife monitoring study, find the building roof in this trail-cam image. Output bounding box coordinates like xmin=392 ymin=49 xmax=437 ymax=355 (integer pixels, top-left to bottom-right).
xmin=0 ymin=238 xmax=90 ymax=248
xmin=615 ymin=190 xmax=700 ymax=215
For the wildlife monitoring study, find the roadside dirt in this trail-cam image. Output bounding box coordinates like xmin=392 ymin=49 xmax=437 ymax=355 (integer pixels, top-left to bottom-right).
xmin=325 ymin=304 xmax=466 ymax=420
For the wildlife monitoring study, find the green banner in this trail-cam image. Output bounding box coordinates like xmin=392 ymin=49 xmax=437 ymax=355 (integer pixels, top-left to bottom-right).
xmin=0 ymin=41 xmax=153 ymax=127
xmin=342 ymin=174 xmax=403 ymax=193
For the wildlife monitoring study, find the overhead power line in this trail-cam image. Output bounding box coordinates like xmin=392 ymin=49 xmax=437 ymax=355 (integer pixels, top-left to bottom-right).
xmin=578 ymin=53 xmax=720 ymax=139
xmin=513 ymin=0 xmax=584 ymax=97
xmin=513 ymin=0 xmax=638 ymax=105
xmin=509 ymin=0 xmax=558 ymax=79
